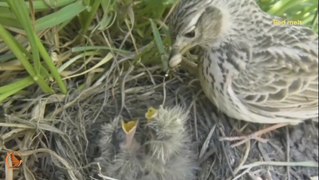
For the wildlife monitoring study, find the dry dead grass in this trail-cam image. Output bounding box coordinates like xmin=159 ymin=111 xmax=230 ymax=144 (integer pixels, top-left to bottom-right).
xmin=1 ymin=59 xmax=318 ymax=179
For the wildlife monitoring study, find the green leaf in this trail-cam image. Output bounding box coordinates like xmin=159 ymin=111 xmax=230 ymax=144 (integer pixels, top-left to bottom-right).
xmin=0 ymin=77 xmax=34 ymax=103
xmin=150 ymin=19 xmax=168 ymax=71
xmin=36 ymin=1 xmax=87 ymax=31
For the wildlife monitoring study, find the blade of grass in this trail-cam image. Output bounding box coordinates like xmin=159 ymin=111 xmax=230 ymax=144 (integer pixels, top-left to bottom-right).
xmin=35 ymin=37 xmax=67 ymax=94
xmin=59 ymin=51 xmax=99 ymax=72
xmin=268 ymin=0 xmax=314 ymax=17
xmin=80 ymin=0 xmax=102 ymax=35
xmin=35 ymin=1 xmax=87 ymax=32
xmin=7 ymin=0 xmax=41 ymax=74
xmin=6 ymin=0 xmax=67 ymax=93
xmin=0 ymin=24 xmax=53 ymax=93
xmin=268 ymin=0 xmax=295 ymax=15
xmin=0 ymin=77 xmax=34 ymax=103
xmin=62 ymin=53 xmax=113 ymax=80
xmin=149 ymin=19 xmax=168 ymax=71
xmin=0 ymin=77 xmax=33 ymax=94
xmin=0 ymin=17 xmax=22 ymax=29
xmin=97 ymin=0 xmax=117 ymax=30
xmin=30 ymin=0 xmax=76 ymax=11
xmin=0 ymin=7 xmax=21 ymax=28
xmin=311 ymin=11 xmax=318 ymax=31
xmin=0 ymin=0 xmax=76 ymax=12
xmin=71 ymin=46 xmax=130 ymax=55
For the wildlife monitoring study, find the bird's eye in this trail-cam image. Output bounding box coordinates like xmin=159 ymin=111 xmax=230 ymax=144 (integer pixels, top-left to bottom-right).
xmin=184 ymin=30 xmax=195 ymax=38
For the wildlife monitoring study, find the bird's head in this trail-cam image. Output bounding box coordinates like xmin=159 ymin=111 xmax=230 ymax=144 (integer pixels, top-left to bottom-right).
xmin=168 ymin=0 xmax=228 ymax=67
xmin=145 ymin=107 xmax=158 ymax=123
xmin=112 ymin=119 xmax=140 ymax=152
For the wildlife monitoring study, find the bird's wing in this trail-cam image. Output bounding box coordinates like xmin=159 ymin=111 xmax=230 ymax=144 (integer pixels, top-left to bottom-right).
xmin=232 ymin=25 xmax=318 ymax=120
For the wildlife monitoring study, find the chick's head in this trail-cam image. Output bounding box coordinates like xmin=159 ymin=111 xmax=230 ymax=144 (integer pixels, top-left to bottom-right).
xmin=145 ymin=106 xmax=190 ymax=163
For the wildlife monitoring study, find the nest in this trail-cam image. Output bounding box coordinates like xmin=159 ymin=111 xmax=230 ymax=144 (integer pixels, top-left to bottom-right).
xmin=0 ymin=59 xmax=318 ymax=180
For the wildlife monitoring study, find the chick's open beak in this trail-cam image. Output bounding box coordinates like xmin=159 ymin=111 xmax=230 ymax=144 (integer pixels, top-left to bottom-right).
xmin=121 ymin=119 xmax=139 ymax=150
xmin=145 ymin=107 xmax=158 ymax=123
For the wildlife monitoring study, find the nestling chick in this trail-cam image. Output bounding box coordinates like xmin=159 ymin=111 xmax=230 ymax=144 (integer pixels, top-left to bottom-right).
xmin=145 ymin=106 xmax=190 ymax=163
xmin=96 ymin=118 xmax=143 ymax=179
xmin=95 ymin=106 xmax=197 ymax=180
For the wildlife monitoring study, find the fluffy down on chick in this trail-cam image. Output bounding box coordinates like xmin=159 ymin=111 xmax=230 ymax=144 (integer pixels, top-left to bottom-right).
xmin=95 ymin=106 xmax=197 ymax=180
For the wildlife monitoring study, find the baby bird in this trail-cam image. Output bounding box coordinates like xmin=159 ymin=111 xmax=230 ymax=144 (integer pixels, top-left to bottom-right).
xmin=95 ymin=106 xmax=197 ymax=180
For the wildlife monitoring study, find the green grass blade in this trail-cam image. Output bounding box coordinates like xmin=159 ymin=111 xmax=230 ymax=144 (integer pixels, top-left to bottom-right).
xmin=7 ymin=0 xmax=41 ymax=74
xmin=36 ymin=1 xmax=87 ymax=32
xmin=0 ymin=0 xmax=76 ymax=12
xmin=79 ymin=0 xmax=102 ymax=36
xmin=0 ymin=24 xmax=54 ymax=93
xmin=0 ymin=6 xmax=21 ymax=28
xmin=268 ymin=0 xmax=297 ymax=15
xmin=0 ymin=77 xmax=34 ymax=104
xmin=30 ymin=0 xmax=76 ymax=11
xmin=150 ymin=19 xmax=168 ymax=71
xmin=35 ymin=37 xmax=67 ymax=94
xmin=6 ymin=0 xmax=67 ymax=94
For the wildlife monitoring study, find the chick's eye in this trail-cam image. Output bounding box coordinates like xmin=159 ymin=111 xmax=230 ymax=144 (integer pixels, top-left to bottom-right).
xmin=183 ymin=30 xmax=195 ymax=38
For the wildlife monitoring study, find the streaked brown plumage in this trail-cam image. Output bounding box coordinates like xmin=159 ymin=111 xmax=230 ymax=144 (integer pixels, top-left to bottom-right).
xmin=169 ymin=0 xmax=318 ymax=124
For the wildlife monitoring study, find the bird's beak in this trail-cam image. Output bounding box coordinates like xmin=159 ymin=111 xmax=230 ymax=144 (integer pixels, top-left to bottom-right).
xmin=121 ymin=119 xmax=139 ymax=149
xmin=145 ymin=107 xmax=158 ymax=123
xmin=169 ymin=40 xmax=193 ymax=68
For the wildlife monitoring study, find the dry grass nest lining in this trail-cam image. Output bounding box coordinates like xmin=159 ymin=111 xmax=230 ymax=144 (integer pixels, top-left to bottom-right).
xmin=0 ymin=61 xmax=318 ymax=180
